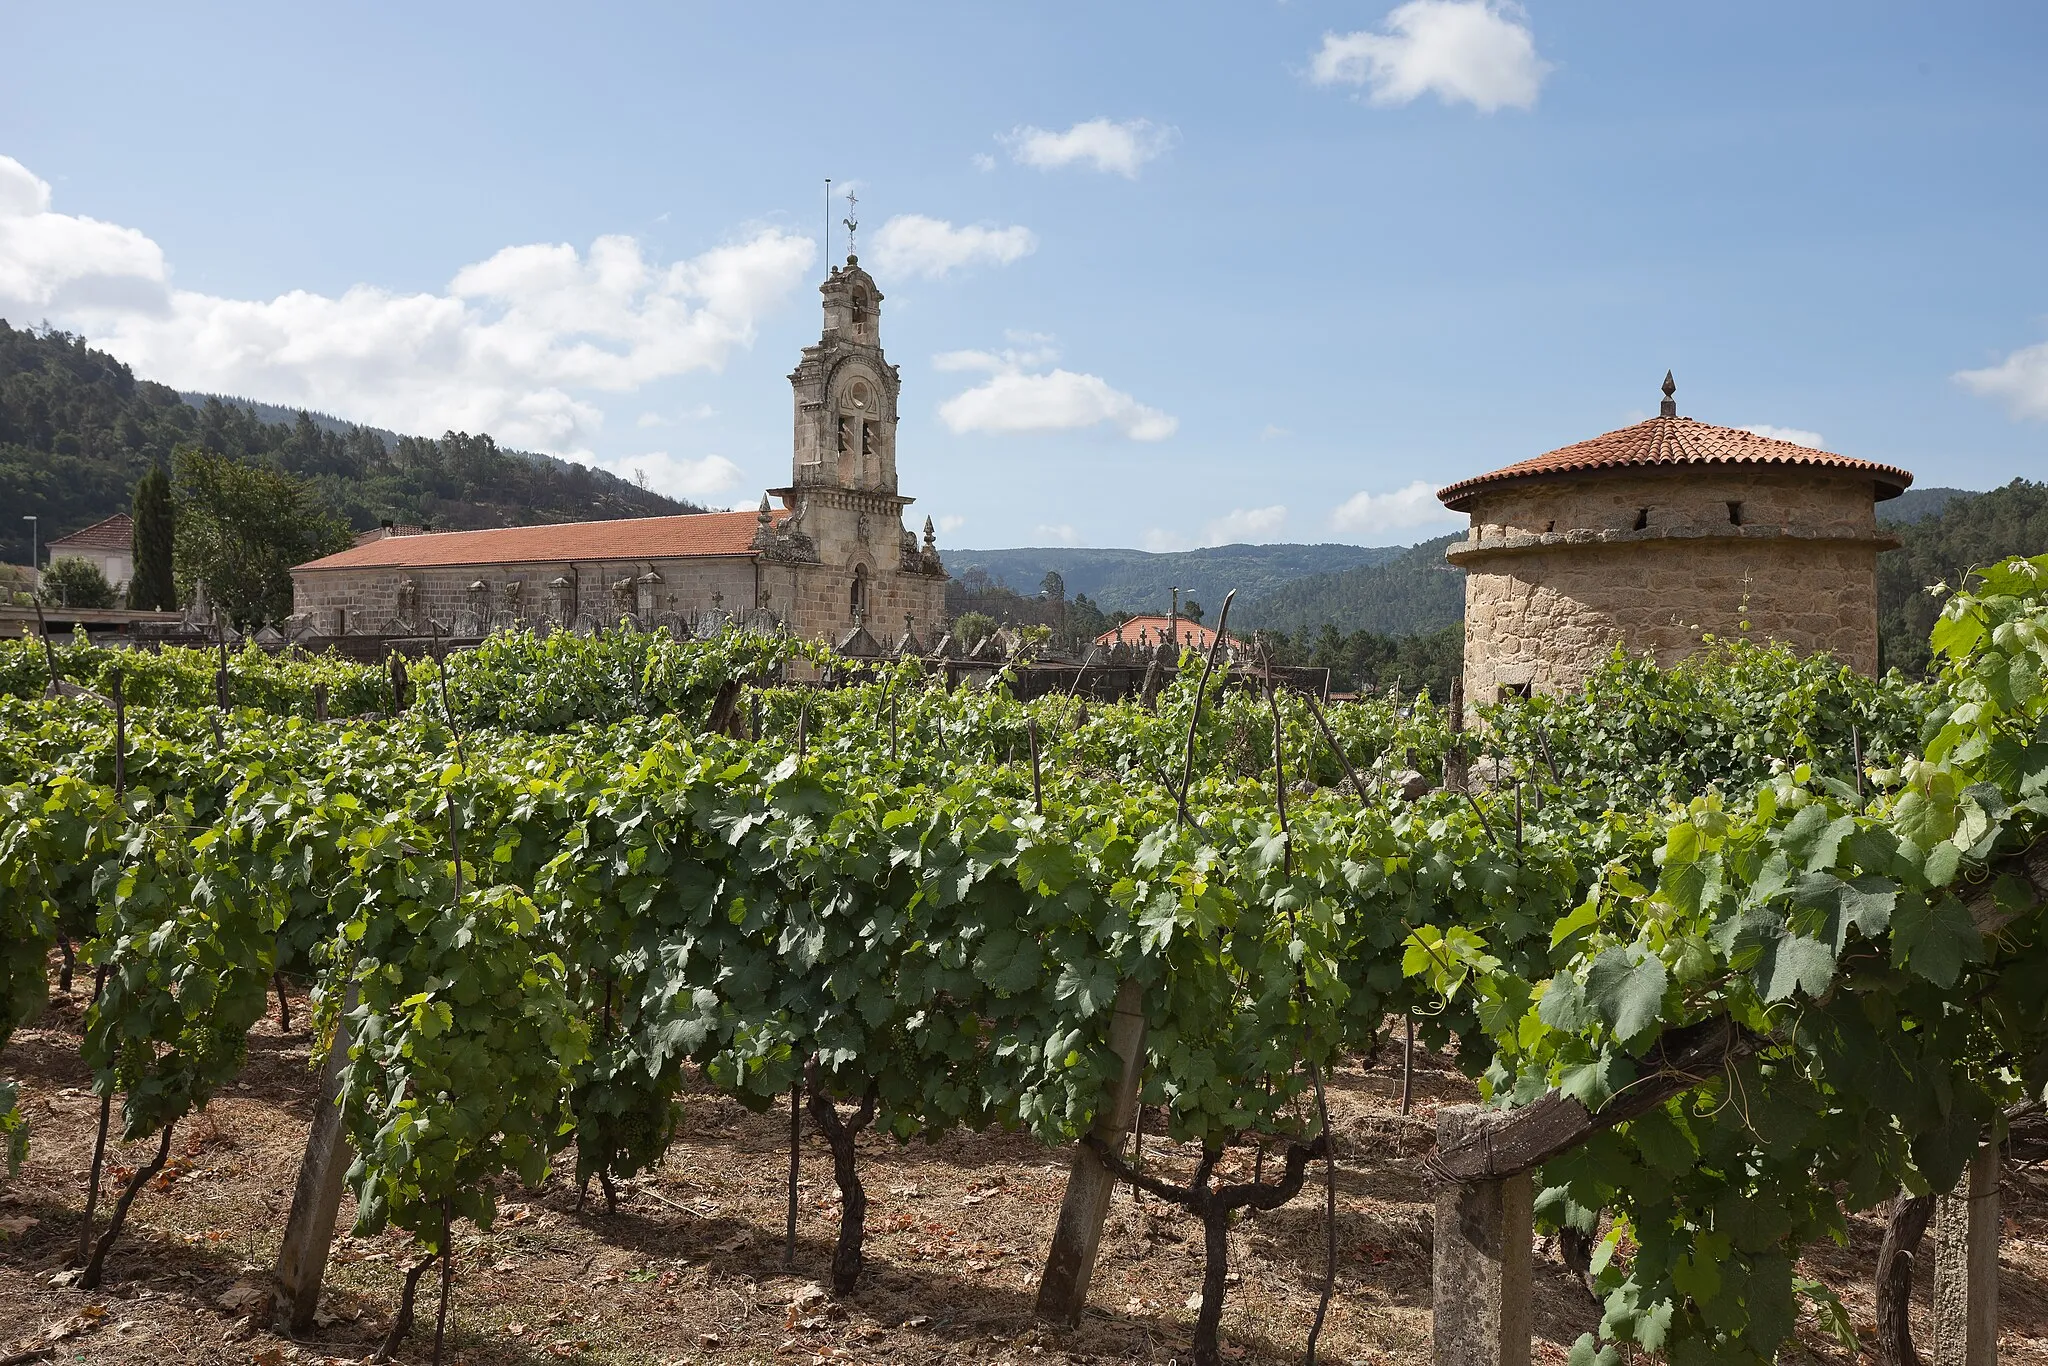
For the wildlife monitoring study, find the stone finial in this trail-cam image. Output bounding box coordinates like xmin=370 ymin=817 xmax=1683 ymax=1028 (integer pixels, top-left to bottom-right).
xmin=923 ymin=515 xmax=936 ymax=548
xmin=758 ymin=493 xmax=772 ymax=526
xmin=1660 ymin=370 xmax=1677 ymax=418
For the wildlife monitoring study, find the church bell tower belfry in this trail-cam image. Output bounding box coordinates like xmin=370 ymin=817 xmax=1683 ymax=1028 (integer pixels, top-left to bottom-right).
xmin=790 ymin=254 xmax=898 ymax=493
xmin=764 ymin=240 xmax=945 ymax=642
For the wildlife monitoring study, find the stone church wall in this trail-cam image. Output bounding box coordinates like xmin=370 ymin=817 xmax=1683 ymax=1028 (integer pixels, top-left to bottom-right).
xmin=294 ymin=556 xmax=759 ymax=635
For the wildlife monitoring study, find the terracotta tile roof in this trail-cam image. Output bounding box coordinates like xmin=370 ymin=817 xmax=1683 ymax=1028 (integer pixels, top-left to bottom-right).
xmin=48 ymin=513 xmax=133 ymax=554
xmin=1096 ymin=614 xmax=1225 ymax=651
xmin=295 ymin=510 xmax=779 ymax=572
xmin=1437 ymin=414 xmax=1914 ymax=510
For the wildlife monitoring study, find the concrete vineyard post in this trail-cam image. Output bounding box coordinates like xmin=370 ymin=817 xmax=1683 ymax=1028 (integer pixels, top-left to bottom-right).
xmin=1034 ymin=978 xmax=1148 ymax=1325
xmin=1433 ymin=1105 xmax=1533 ymax=1366
xmin=274 ymin=983 xmax=357 ymax=1334
xmin=1933 ymin=1142 xmax=1999 ymax=1366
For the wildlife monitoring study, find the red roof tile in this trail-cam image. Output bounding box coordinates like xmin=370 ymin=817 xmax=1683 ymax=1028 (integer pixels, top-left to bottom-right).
xmin=1096 ymin=614 xmax=1225 ymax=651
xmin=1436 ymin=415 xmax=1914 ymax=510
xmin=295 ymin=511 xmax=778 ymax=572
xmin=48 ymin=513 xmax=133 ymax=554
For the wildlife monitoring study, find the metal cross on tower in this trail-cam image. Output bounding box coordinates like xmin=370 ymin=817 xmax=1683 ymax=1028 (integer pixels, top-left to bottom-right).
xmin=842 ymin=189 xmax=859 ymax=259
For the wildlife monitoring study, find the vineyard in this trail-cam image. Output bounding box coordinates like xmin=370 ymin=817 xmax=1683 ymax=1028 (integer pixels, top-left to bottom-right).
xmin=2 ymin=563 xmax=2047 ymax=1366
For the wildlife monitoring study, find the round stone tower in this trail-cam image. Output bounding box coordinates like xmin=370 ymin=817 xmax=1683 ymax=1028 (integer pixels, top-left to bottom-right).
xmin=1437 ymin=375 xmax=1913 ymax=704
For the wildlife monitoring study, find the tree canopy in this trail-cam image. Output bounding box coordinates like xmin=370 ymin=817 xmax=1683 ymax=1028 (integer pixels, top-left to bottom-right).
xmin=172 ymin=447 xmax=349 ymax=627
xmin=37 ymin=556 xmax=116 ymax=609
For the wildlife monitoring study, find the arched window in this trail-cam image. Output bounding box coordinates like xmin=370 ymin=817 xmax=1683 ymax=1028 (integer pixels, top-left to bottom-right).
xmin=850 ymin=564 xmax=870 ymax=622
xmin=850 ymin=289 xmax=871 ymax=340
xmin=840 ymin=379 xmax=877 ymax=481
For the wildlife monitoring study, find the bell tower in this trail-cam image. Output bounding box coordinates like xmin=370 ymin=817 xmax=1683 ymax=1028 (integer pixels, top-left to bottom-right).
xmin=790 ymin=255 xmax=898 ymax=494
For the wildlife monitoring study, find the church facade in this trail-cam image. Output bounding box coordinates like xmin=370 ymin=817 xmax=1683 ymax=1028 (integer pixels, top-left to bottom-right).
xmin=290 ymin=255 xmax=948 ymax=644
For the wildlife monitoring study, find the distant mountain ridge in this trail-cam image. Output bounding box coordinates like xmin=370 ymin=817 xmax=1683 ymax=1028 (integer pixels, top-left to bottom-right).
xmin=947 ymin=542 xmax=1401 ymax=618
xmin=180 ymin=390 xmax=653 ymax=499
xmin=1878 ymin=486 xmax=1975 ymax=525
xmin=182 ymin=392 xmax=405 ymax=448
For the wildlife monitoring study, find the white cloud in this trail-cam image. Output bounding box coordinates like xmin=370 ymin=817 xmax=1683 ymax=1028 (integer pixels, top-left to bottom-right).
xmin=872 ymin=214 xmax=1036 ymax=280
xmin=1957 ymin=340 xmax=2048 ymax=421
xmin=1261 ymin=424 xmax=1292 ymax=440
xmin=939 ymin=367 xmax=1176 ymax=442
xmin=1331 ymin=479 xmax=1458 ymax=537
xmin=0 ymin=153 xmax=815 ymax=456
xmin=1737 ymin=423 xmax=1826 ymax=449
xmin=589 ymin=451 xmax=743 ymax=504
xmin=933 ymin=340 xmax=1060 ymax=373
xmin=970 ymin=152 xmax=997 ymax=173
xmin=937 ymin=514 xmax=966 ymax=536
xmin=1003 ymin=118 xmax=1177 ymax=178
xmin=0 ymin=156 xmax=172 ymax=317
xmin=1036 ymin=523 xmax=1081 ymax=545
xmin=934 ymin=335 xmax=1173 ymax=441
xmin=639 ymin=403 xmax=715 ymax=428
xmin=1141 ymin=528 xmax=1188 ymax=553
xmin=1204 ymin=505 xmax=1288 ymax=546
xmin=1309 ymin=1 xmax=1550 ymax=112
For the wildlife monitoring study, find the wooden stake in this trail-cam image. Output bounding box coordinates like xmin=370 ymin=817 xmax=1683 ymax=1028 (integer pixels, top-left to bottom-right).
xmin=784 ymin=1083 xmax=802 ymax=1269
xmin=1402 ymin=1014 xmax=1416 ymax=1115
xmin=32 ymin=594 xmax=57 ymax=691
xmin=77 ymin=668 xmax=125 ymax=1265
xmin=1173 ymin=590 xmax=1236 ymax=826
xmin=432 ymin=1201 xmax=454 ymax=1366
xmin=1852 ymin=723 xmax=1865 ymax=804
xmin=1027 ymin=718 xmax=1043 ymax=813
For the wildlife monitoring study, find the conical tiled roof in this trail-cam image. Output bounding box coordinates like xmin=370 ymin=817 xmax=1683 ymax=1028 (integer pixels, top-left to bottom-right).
xmin=1437 ymin=410 xmax=1912 ymax=511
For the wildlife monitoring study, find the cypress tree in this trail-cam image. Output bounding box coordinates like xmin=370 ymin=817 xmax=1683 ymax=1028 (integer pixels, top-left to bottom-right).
xmin=128 ymin=465 xmax=176 ymax=611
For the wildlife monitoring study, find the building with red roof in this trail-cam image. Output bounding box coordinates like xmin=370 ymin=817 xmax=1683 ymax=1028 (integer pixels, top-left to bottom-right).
xmin=291 ymin=254 xmax=948 ymax=641
xmin=46 ymin=513 xmax=134 ymax=591
xmin=1094 ymin=614 xmax=1227 ymax=653
xmin=1438 ymin=374 xmax=1912 ymax=703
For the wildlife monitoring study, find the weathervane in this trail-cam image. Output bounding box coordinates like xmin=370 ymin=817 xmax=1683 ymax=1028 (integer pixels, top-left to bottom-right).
xmin=842 ymin=188 xmax=859 ymax=260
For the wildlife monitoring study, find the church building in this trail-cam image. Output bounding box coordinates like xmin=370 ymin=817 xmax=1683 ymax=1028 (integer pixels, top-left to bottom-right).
xmin=289 ymin=254 xmax=949 ymax=643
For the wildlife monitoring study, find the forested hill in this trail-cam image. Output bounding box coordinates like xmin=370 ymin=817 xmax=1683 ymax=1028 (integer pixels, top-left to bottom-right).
xmin=945 ymin=542 xmax=1400 ymax=616
xmin=1233 ymin=534 xmax=1466 ymax=638
xmin=1879 ymin=479 xmax=2048 ymax=673
xmin=0 ymin=322 xmax=698 ymax=566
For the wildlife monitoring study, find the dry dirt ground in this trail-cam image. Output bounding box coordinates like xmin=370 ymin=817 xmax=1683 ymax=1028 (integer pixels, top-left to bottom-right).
xmin=3 ymin=959 xmax=2048 ymax=1365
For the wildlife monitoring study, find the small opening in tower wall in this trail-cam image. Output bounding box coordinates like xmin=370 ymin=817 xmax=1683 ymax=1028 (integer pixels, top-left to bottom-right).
xmin=1634 ymin=507 xmax=1650 ymax=530
xmin=1498 ymin=681 xmax=1533 ymax=701
xmin=1727 ymin=501 xmax=1744 ymax=526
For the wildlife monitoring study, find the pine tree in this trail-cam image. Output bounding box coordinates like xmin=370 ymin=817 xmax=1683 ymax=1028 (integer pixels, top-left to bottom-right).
xmin=128 ymin=464 xmax=176 ymax=610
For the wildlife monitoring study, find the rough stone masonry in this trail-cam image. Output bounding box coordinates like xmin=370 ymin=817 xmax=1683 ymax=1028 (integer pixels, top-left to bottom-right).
xmin=1436 ymin=376 xmax=1913 ymax=707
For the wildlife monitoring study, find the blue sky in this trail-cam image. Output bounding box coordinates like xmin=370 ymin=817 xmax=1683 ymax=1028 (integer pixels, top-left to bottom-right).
xmin=3 ymin=1 xmax=2045 ymax=550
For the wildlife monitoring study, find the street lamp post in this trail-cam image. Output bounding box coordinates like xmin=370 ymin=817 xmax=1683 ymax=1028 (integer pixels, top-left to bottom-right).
xmin=20 ymin=515 xmax=36 ymax=595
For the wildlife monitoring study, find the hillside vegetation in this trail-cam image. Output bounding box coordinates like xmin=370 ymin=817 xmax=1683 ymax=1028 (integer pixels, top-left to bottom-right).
xmin=0 ymin=322 xmax=697 ymax=565
xmin=1878 ymin=478 xmax=2048 ymax=674
xmin=946 ymin=542 xmax=1400 ymax=617
xmin=1234 ymin=533 xmax=1465 ymax=638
